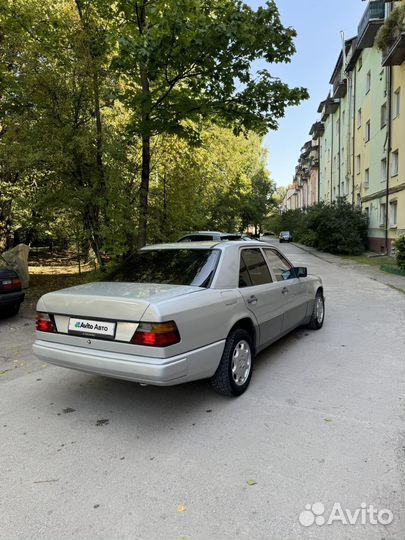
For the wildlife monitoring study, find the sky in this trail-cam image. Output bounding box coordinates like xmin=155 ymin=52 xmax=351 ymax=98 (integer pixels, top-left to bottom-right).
xmin=246 ymin=0 xmax=367 ymax=187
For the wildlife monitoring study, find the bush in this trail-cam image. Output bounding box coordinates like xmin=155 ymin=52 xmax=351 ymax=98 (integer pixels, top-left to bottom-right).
xmin=395 ymin=235 xmax=405 ymax=270
xmin=278 ymin=209 xmax=307 ymax=237
xmin=275 ymin=200 xmax=368 ymax=255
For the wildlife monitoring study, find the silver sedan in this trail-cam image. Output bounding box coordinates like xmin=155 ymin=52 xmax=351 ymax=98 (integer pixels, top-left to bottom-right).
xmin=33 ymin=241 xmax=324 ymax=396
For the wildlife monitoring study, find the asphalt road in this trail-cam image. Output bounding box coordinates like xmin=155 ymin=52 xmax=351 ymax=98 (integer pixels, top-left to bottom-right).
xmin=1 ymin=240 xmax=404 ymax=540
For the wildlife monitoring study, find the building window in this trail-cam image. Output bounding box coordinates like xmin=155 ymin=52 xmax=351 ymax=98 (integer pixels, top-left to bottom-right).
xmin=391 ymin=150 xmax=399 ymax=177
xmin=356 ymin=155 xmax=361 ymax=175
xmin=366 ymin=70 xmax=371 ymax=94
xmin=393 ymin=88 xmax=400 ymax=119
xmin=357 ymin=108 xmax=362 ymax=128
xmin=364 ymin=168 xmax=369 ymax=188
xmin=365 ymin=120 xmax=371 ymax=142
xmin=381 ymin=158 xmax=387 ymax=182
xmin=389 ymin=200 xmax=398 ymax=227
xmin=381 ymin=103 xmax=387 ymax=128
xmin=380 ymin=202 xmax=386 ymax=226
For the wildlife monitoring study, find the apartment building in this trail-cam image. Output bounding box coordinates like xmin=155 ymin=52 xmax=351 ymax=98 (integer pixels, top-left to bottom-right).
xmin=288 ymin=0 xmax=405 ymax=253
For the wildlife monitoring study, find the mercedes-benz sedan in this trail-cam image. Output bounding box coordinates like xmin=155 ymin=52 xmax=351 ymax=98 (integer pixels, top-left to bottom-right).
xmin=33 ymin=241 xmax=324 ymax=396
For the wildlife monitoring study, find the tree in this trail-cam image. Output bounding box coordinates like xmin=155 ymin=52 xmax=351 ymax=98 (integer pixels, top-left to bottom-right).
xmin=0 ymin=0 xmax=117 ymax=263
xmin=115 ymin=0 xmax=308 ymax=246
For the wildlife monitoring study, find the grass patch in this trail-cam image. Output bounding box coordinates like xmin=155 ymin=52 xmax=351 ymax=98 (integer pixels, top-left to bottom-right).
xmin=380 ymin=264 xmax=405 ymax=277
xmin=339 ymin=254 xmax=397 ymax=267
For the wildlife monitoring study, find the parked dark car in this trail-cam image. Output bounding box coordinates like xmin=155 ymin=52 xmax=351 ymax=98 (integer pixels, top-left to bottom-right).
xmin=0 ymin=256 xmax=24 ymax=317
xmin=279 ymin=231 xmax=293 ymax=243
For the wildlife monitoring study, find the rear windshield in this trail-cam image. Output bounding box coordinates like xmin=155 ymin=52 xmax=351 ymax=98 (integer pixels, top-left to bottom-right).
xmin=106 ymin=249 xmax=220 ymax=287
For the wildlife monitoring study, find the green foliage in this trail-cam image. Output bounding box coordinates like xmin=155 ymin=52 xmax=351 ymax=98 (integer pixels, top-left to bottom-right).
xmin=0 ymin=0 xmax=302 ymax=258
xmin=116 ymin=0 xmax=308 ymax=138
xmin=395 ymin=235 xmax=405 ymax=270
xmin=272 ymin=201 xmax=369 ymax=255
xmin=114 ymin=0 xmax=308 ymax=245
xmin=376 ymin=3 xmax=405 ymax=51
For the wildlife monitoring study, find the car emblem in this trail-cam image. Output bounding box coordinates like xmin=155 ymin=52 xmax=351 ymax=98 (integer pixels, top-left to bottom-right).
xmin=87 ymin=339 xmax=91 ymax=345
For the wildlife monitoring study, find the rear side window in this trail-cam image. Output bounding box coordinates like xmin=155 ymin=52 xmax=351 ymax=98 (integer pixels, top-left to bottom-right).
xmin=239 ymin=249 xmax=272 ymax=287
xmin=263 ymin=249 xmax=293 ymax=281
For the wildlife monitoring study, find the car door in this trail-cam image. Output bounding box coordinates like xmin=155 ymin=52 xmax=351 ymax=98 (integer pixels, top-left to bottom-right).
xmin=263 ymin=248 xmax=309 ymax=331
xmin=238 ymin=248 xmax=286 ymax=347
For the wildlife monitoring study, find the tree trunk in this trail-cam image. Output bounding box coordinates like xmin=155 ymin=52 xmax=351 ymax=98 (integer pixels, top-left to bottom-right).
xmin=92 ymin=67 xmax=106 ymax=198
xmin=137 ymin=134 xmax=150 ymax=248
xmin=75 ymin=0 xmax=107 ymax=226
xmin=162 ymin=171 xmax=168 ymax=229
xmin=83 ymin=206 xmax=103 ymax=267
xmin=136 ymin=2 xmax=151 ymax=248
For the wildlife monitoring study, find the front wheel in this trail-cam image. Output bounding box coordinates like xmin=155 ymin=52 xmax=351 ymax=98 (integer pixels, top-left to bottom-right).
xmin=308 ymin=291 xmax=325 ymax=330
xmin=211 ymin=329 xmax=254 ymax=397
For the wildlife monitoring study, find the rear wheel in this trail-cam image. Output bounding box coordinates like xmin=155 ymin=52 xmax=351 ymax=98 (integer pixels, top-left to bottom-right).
xmin=308 ymin=291 xmax=324 ymax=330
xmin=211 ymin=329 xmax=254 ymax=397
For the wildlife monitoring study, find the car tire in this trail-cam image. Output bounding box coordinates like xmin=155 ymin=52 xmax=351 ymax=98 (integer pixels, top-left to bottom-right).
xmin=308 ymin=291 xmax=325 ymax=330
xmin=211 ymin=328 xmax=254 ymax=397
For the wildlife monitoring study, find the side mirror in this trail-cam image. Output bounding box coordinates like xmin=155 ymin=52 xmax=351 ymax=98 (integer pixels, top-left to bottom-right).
xmin=293 ymin=266 xmax=307 ymax=278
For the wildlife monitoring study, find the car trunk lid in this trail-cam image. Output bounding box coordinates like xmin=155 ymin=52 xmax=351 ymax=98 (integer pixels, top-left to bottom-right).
xmin=39 ymin=282 xmax=202 ymax=321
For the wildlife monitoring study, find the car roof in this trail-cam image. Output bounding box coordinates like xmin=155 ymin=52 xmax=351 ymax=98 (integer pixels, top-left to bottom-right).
xmin=142 ymin=240 xmax=268 ymax=251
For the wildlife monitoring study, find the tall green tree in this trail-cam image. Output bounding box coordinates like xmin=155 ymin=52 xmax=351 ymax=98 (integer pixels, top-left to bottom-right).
xmin=115 ymin=0 xmax=308 ymax=246
xmin=0 ymin=0 xmax=117 ymax=263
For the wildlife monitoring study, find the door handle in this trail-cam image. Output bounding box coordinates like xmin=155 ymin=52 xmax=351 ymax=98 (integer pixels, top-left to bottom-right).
xmin=247 ymin=295 xmax=258 ymax=305
xmin=281 ymin=287 xmax=289 ymax=294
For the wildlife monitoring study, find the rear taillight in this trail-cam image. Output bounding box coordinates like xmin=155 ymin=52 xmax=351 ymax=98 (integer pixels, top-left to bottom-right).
xmin=130 ymin=321 xmax=180 ymax=347
xmin=0 ymin=277 xmax=22 ymax=291
xmin=36 ymin=312 xmax=56 ymax=333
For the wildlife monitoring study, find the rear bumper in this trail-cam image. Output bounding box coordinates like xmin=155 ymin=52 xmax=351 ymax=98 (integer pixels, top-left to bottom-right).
xmin=32 ymin=339 xmax=225 ymax=386
xmin=0 ymin=291 xmax=25 ymax=307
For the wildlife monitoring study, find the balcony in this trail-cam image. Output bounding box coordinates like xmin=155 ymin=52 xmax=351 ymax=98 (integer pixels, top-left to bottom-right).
xmin=357 ymin=1 xmax=385 ymax=49
xmin=332 ymin=78 xmax=347 ymax=100
xmin=325 ymin=98 xmax=339 ymax=114
xmin=382 ymin=31 xmax=405 ymax=66
xmin=309 ymin=122 xmax=324 ymax=139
